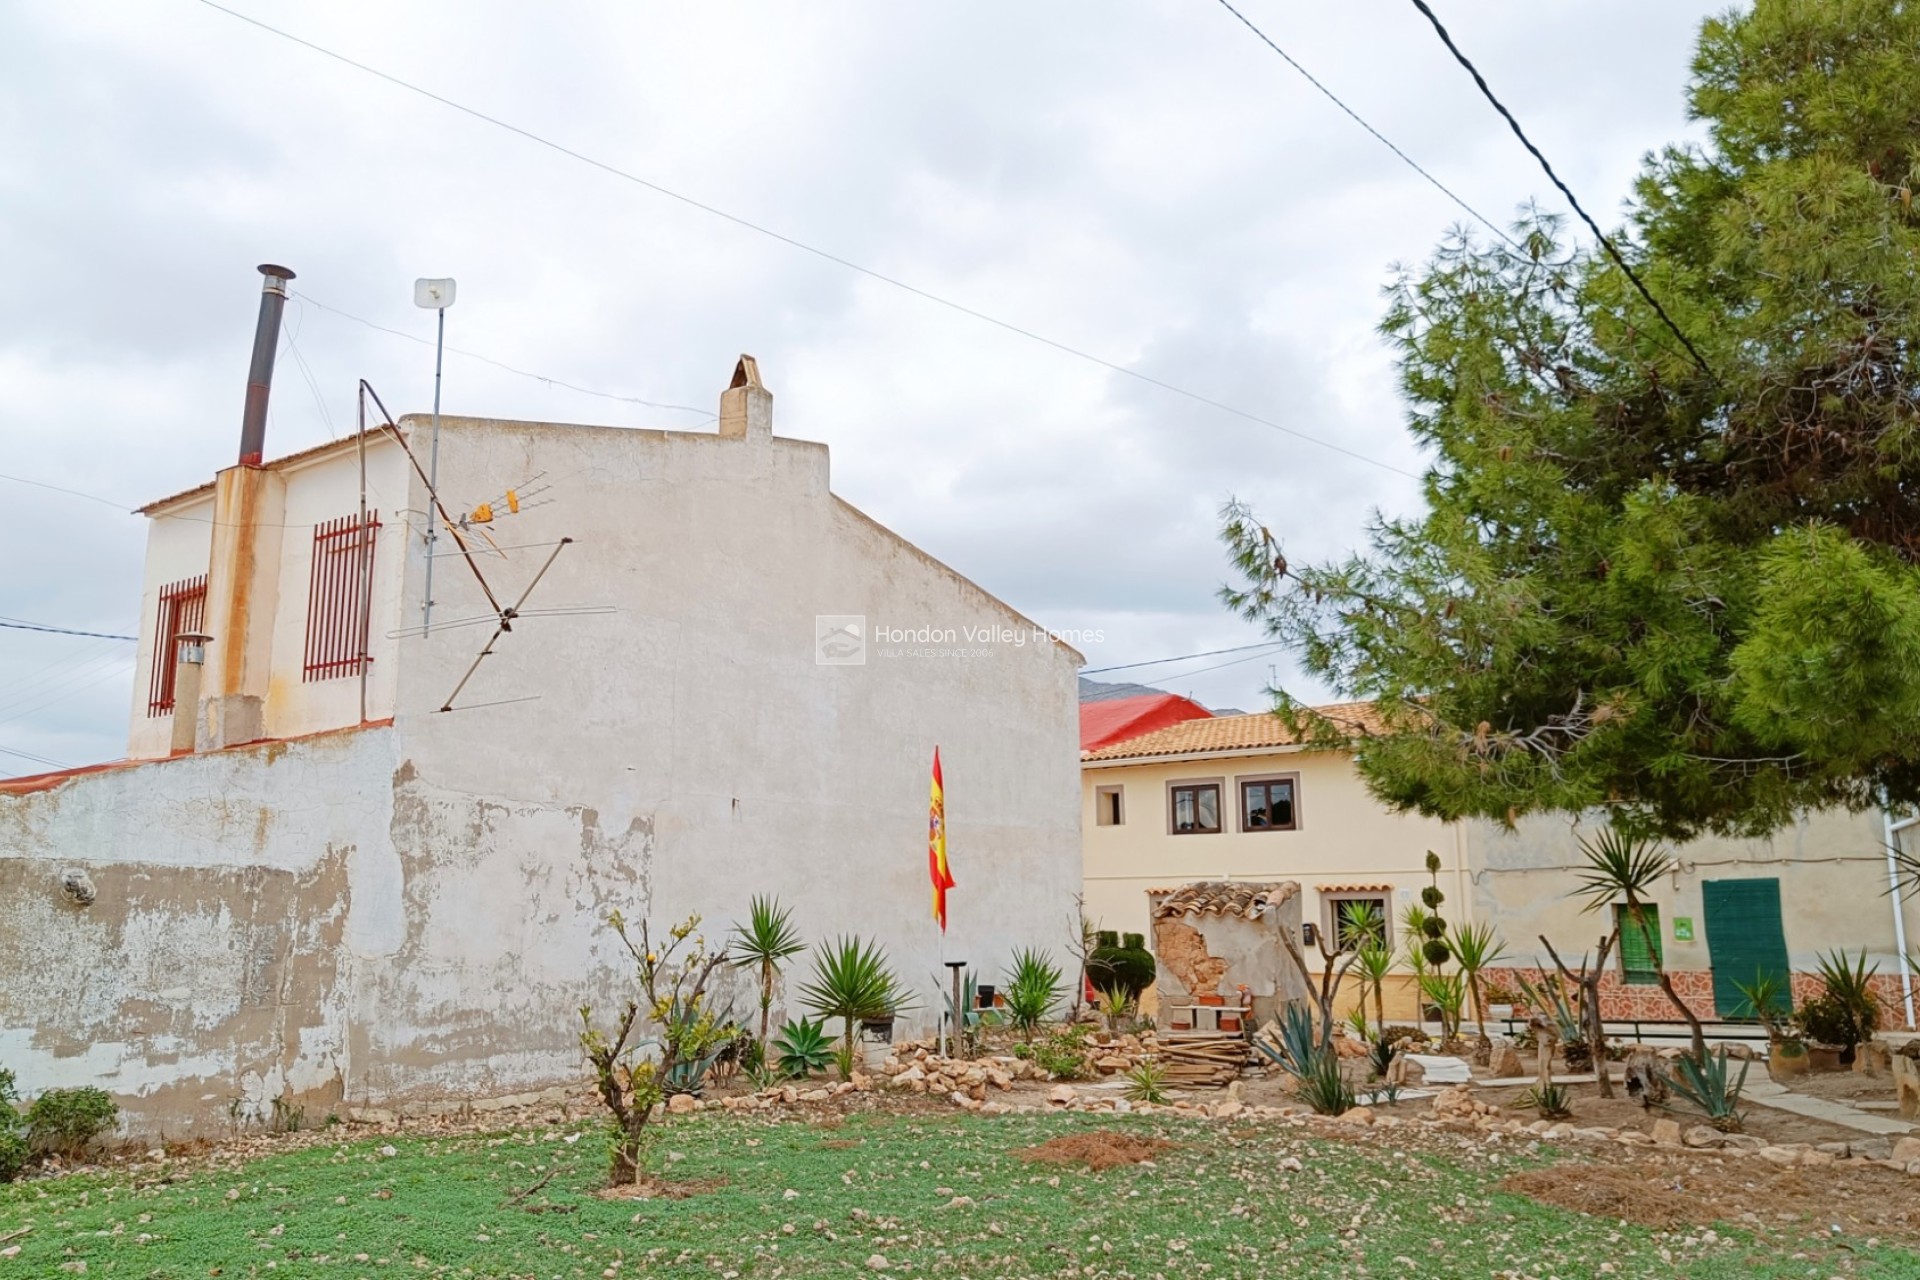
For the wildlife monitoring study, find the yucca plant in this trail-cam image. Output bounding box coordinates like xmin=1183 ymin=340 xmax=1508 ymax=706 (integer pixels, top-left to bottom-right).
xmin=1002 ymin=948 xmax=1065 ymax=1041
xmin=1352 ymin=938 xmax=1395 ymax=1040
xmin=1096 ymin=984 xmax=1136 ymax=1032
xmin=799 ymin=936 xmax=914 ymax=1071
xmin=1418 ymin=970 xmax=1467 ymax=1045
xmin=730 ymin=895 xmax=806 ymax=1066
xmin=1448 ymin=920 xmax=1507 ymax=1042
xmin=772 ymin=1015 xmax=834 ymax=1079
xmin=1572 ymin=829 xmax=1706 ymax=1064
xmin=1815 ymin=950 xmax=1881 ymax=1034
xmin=1671 ymin=1046 xmax=1749 ymax=1132
xmin=1729 ymin=969 xmax=1793 ymax=1042
xmin=1122 ymin=1058 xmax=1169 ymax=1105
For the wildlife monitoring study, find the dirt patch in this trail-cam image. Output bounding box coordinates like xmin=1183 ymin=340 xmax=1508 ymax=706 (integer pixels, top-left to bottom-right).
xmin=1500 ymin=1155 xmax=1920 ymax=1247
xmin=597 ymin=1175 xmax=726 ymax=1201
xmin=1014 ymin=1131 xmax=1174 ymax=1171
xmin=1785 ymin=1069 xmax=1903 ymax=1107
xmin=817 ymin=1138 xmax=863 ymax=1150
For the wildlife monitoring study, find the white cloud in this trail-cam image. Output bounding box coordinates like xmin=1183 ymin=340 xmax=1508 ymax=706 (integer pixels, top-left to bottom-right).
xmin=0 ymin=0 xmax=1725 ymax=767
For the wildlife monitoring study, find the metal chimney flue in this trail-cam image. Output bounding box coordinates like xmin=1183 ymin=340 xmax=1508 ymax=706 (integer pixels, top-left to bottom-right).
xmin=239 ymin=264 xmax=296 ymax=466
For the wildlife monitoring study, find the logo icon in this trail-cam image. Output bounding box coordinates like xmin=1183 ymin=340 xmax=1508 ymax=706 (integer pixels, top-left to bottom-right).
xmin=815 ymin=615 xmax=866 ymax=665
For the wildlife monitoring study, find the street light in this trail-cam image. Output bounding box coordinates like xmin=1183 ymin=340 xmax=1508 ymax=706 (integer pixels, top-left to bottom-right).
xmin=413 ymin=277 xmax=456 ymax=634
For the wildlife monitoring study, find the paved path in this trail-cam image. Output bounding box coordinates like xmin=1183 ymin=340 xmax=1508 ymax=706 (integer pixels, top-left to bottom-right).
xmin=1477 ymin=1073 xmax=1916 ymax=1135
xmin=1741 ymin=1079 xmax=1915 ymax=1135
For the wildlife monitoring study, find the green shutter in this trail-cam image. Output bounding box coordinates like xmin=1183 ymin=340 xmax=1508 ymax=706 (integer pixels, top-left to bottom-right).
xmin=1614 ymin=904 xmax=1662 ymax=985
xmin=1702 ymin=878 xmax=1791 ymax=1018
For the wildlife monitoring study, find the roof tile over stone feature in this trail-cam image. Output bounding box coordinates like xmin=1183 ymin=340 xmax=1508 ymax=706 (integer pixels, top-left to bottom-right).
xmin=1149 ymin=880 xmax=1299 ymax=921
xmin=1082 ymin=702 xmax=1383 ymax=762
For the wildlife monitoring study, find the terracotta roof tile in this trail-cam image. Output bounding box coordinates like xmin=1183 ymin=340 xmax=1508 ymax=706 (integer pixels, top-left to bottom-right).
xmin=1082 ymin=701 xmax=1384 ymax=762
xmin=1148 ymin=880 xmax=1300 ymax=920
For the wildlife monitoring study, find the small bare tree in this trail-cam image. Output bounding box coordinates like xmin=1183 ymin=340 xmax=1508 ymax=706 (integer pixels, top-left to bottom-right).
xmin=1064 ymin=895 xmax=1098 ymax=1021
xmin=1540 ymin=934 xmax=1617 ymax=1099
xmin=580 ymin=912 xmax=729 ymax=1186
xmin=1278 ymin=906 xmax=1364 ymax=1048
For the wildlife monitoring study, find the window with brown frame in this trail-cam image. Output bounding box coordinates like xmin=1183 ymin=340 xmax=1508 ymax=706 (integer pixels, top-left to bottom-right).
xmin=1168 ymin=782 xmax=1221 ymax=834
xmin=1095 ymin=785 xmax=1125 ymax=827
xmin=1239 ymin=774 xmax=1300 ymax=832
xmin=1325 ymin=893 xmax=1392 ymax=951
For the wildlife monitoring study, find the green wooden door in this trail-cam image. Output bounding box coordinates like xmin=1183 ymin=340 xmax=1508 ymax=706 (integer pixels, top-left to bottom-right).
xmin=1702 ymin=878 xmax=1791 ymax=1018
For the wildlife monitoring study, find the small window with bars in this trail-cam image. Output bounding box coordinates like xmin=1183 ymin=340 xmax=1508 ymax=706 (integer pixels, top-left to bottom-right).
xmin=1614 ymin=903 xmax=1663 ymax=985
xmin=303 ymin=511 xmax=380 ymax=682
xmin=147 ymin=574 xmax=208 ymax=716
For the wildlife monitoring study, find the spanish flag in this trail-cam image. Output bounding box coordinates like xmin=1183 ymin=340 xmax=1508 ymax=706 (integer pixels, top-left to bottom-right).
xmin=929 ymin=747 xmax=956 ymax=932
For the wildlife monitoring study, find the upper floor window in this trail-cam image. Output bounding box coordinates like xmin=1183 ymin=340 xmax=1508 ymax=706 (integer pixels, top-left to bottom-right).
xmin=1095 ymin=785 xmax=1125 ymax=827
xmin=1239 ymin=775 xmax=1299 ymax=832
xmin=146 ymin=574 xmax=208 ymax=716
xmin=303 ymin=511 xmax=381 ymax=682
xmin=1169 ymin=781 xmax=1221 ymax=834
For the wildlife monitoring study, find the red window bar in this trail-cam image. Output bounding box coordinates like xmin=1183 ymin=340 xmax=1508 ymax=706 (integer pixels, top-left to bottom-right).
xmin=303 ymin=511 xmax=381 ymax=682
xmin=147 ymin=574 xmax=208 ymax=716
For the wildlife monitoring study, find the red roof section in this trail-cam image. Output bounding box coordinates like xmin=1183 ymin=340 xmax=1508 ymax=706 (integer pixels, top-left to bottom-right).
xmin=1079 ymin=693 xmax=1213 ymax=753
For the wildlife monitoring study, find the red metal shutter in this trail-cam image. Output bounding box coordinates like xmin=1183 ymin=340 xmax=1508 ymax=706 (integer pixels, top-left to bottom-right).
xmin=147 ymin=575 xmax=207 ymax=716
xmin=303 ymin=512 xmax=380 ymax=682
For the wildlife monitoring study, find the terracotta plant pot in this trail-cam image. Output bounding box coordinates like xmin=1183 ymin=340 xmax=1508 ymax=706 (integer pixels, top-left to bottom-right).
xmin=1806 ymin=1044 xmax=1844 ymax=1073
xmin=1768 ymin=1041 xmax=1810 ymax=1081
xmin=1198 ymin=993 xmax=1227 ymax=1007
xmin=1218 ymin=1015 xmax=1242 ymax=1032
xmin=1169 ymin=1020 xmax=1192 ymax=1032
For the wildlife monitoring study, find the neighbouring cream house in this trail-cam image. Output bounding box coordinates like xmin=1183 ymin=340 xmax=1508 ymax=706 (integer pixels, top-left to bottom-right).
xmin=1081 ymin=705 xmax=1456 ymax=1019
xmin=1082 ymin=703 xmax=1919 ymax=1029
xmin=0 ymin=277 xmax=1082 ymax=1134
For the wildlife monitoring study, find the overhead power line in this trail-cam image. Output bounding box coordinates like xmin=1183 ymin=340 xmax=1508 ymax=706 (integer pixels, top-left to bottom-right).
xmin=292 ymin=293 xmax=715 ymax=419
xmin=1210 ymin=0 xmax=1517 ymax=249
xmin=194 ymin=0 xmax=1419 ymax=481
xmin=1404 ymin=0 xmax=1716 ymax=380
xmin=1082 ymin=640 xmax=1280 ymax=675
xmin=0 ymin=617 xmax=139 ymax=641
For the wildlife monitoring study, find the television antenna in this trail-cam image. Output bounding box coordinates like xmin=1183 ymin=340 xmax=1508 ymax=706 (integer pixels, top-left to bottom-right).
xmin=356 ymin=379 xmax=613 ymax=713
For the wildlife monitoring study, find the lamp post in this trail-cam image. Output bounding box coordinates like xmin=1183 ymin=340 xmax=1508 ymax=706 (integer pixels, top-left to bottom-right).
xmin=413 ymin=277 xmax=456 ymax=634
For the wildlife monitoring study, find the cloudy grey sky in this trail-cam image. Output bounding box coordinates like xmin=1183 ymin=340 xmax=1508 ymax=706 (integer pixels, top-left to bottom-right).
xmin=0 ymin=0 xmax=1725 ymax=772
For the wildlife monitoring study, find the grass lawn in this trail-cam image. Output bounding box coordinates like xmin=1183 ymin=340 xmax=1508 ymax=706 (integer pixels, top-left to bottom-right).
xmin=1 ymin=1107 xmax=1914 ymax=1278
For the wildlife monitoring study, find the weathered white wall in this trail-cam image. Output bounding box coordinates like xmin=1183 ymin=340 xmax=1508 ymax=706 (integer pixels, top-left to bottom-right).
xmin=0 ymin=726 xmax=395 ymax=1131
xmin=5 ymin=405 xmax=1083 ymax=1131
xmin=369 ymin=413 xmax=1084 ymax=1100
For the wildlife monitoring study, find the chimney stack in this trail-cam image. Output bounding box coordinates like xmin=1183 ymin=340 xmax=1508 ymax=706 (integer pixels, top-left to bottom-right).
xmin=718 ymin=355 xmax=772 ymax=442
xmin=239 ymin=264 xmax=296 ymax=466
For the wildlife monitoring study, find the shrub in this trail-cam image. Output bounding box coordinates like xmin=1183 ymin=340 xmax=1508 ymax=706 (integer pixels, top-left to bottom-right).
xmin=1808 ymin=949 xmax=1880 ymax=1058
xmin=1002 ymin=948 xmax=1065 ymax=1040
xmin=1086 ymin=934 xmax=1156 ymax=1001
xmin=1520 ymin=1083 xmax=1573 ymax=1120
xmin=26 ymin=1087 xmax=117 ymax=1161
xmin=0 ymin=1069 xmax=25 ymax=1183
xmin=1013 ymin=1024 xmax=1094 ymax=1080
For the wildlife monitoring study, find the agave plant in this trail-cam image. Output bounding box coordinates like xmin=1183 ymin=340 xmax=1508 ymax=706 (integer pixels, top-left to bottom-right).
xmin=772 ymin=1015 xmax=834 ymax=1079
xmin=1670 ymin=1046 xmax=1749 ymax=1132
xmin=1096 ymin=984 xmax=1136 ymax=1032
xmin=799 ymin=936 xmax=914 ymax=1069
xmin=1002 ymin=948 xmax=1064 ymax=1040
xmin=1520 ymin=1082 xmax=1573 ymax=1120
xmin=730 ymin=896 xmax=806 ymax=1065
xmin=1296 ymin=1044 xmax=1356 ymax=1116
